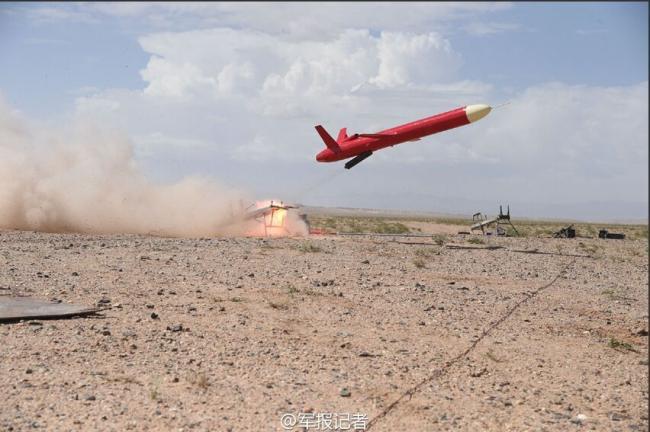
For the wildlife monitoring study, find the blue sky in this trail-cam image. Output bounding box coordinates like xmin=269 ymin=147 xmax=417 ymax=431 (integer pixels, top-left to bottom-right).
xmin=0 ymin=2 xmax=647 ymax=220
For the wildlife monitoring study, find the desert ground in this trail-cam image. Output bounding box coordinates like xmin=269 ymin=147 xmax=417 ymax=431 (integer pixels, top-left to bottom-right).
xmin=1 ymin=213 xmax=648 ymax=431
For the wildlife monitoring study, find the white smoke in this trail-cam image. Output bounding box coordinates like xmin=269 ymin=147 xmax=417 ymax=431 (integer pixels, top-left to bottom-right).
xmin=0 ymin=98 xmax=306 ymax=237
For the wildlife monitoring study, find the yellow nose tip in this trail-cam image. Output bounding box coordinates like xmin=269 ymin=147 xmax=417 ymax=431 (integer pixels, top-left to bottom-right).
xmin=465 ymin=104 xmax=492 ymax=123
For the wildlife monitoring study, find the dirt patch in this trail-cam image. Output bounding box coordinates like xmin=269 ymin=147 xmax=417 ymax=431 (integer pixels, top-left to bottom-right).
xmin=0 ymin=230 xmax=647 ymax=431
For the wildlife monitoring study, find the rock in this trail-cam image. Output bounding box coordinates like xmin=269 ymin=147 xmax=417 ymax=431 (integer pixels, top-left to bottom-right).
xmin=340 ymin=387 xmax=351 ymax=397
xmin=571 ymin=414 xmax=588 ymax=424
xmin=167 ymin=324 xmax=183 ymax=332
xmin=146 ymin=304 xmax=154 ymax=309
xmin=26 ymin=368 xmax=33 ymax=374
xmin=150 ymin=312 xmax=159 ymax=320
xmin=470 ymin=367 xmax=487 ymax=377
xmin=634 ymin=328 xmax=648 ymax=336
xmin=97 ymin=298 xmax=111 ymax=305
xmin=85 ymin=395 xmax=96 ymax=401
xmin=609 ymin=412 xmax=623 ymax=421
xmin=101 ymin=330 xmax=111 ymax=336
xmin=361 ymin=260 xmax=370 ymax=264
xmin=71 ymin=272 xmax=79 ymax=276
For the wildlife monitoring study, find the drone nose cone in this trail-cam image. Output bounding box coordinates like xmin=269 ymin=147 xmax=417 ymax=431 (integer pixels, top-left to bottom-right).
xmin=465 ymin=104 xmax=492 ymax=123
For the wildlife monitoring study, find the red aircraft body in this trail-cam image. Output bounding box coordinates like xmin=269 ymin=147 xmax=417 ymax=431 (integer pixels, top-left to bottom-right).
xmin=315 ymin=104 xmax=491 ymax=169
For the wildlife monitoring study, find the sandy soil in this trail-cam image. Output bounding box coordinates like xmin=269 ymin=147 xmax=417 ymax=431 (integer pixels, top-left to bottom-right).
xmin=0 ymin=229 xmax=647 ymax=431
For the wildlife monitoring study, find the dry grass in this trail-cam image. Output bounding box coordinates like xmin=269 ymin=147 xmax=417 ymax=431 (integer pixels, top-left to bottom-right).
xmin=188 ymin=371 xmax=210 ymax=391
xmin=308 ymin=216 xmax=410 ymax=234
xmin=297 ymin=242 xmax=323 ymax=253
xmin=485 ymin=349 xmax=505 ymax=363
xmin=306 ymin=213 xmax=646 ymax=240
xmin=608 ymin=338 xmax=638 ymax=353
xmin=269 ymin=300 xmax=289 ymax=310
xmin=413 ymin=258 xmax=426 ymax=269
xmin=415 ymin=247 xmax=440 ymax=258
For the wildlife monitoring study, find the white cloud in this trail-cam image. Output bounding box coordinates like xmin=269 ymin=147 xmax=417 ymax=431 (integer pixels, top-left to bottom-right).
xmin=575 ymin=29 xmax=609 ymax=36
xmin=369 ymin=32 xmax=461 ymax=88
xmin=462 ymin=21 xmax=521 ymax=36
xmin=67 ymin=22 xmax=646 ymax=218
xmin=23 ymin=6 xmax=96 ymax=24
xmin=22 ymin=2 xmax=513 ymax=37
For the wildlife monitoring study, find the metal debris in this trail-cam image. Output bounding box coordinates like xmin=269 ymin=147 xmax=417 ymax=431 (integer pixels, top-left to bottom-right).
xmin=470 ymin=205 xmax=519 ymax=236
xmin=0 ymin=297 xmax=98 ymax=322
xmin=553 ymin=225 xmax=576 ymax=238
xmin=598 ymin=229 xmax=625 ymax=240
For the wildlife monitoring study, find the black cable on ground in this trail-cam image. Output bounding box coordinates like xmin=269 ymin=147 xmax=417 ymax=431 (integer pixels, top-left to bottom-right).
xmin=366 ymin=258 xmax=576 ymax=430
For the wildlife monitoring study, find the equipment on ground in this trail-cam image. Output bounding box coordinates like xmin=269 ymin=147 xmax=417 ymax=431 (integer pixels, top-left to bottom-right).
xmin=470 ymin=205 xmax=519 ymax=236
xmin=553 ymin=225 xmax=576 ymax=238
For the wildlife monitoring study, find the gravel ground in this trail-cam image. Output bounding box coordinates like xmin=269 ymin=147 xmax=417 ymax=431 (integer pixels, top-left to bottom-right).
xmin=0 ymin=229 xmax=647 ymax=431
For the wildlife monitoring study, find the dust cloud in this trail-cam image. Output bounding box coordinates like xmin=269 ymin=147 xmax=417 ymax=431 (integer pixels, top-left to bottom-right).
xmin=0 ymin=99 xmax=306 ymax=237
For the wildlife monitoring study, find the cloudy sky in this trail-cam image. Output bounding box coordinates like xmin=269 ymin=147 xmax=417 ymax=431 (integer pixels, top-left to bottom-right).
xmin=1 ymin=2 xmax=647 ymax=220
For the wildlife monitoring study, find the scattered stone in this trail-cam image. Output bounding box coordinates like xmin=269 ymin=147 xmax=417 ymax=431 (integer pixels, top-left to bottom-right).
xmin=97 ymin=298 xmax=111 ymax=305
xmin=26 ymin=368 xmax=33 ymax=374
xmin=470 ymin=367 xmax=487 ymax=378
xmin=340 ymin=388 xmax=351 ymax=397
xmin=101 ymin=329 xmax=111 ymax=336
xmin=146 ymin=304 xmax=154 ymax=309
xmin=85 ymin=395 xmax=96 ymax=401
xmin=361 ymin=260 xmax=370 ymax=264
xmin=150 ymin=312 xmax=159 ymax=320
xmin=571 ymin=414 xmax=588 ymax=424
xmin=634 ymin=328 xmax=648 ymax=336
xmin=609 ymin=412 xmax=623 ymax=421
xmin=71 ymin=272 xmax=79 ymax=276
xmin=167 ymin=324 xmax=183 ymax=332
